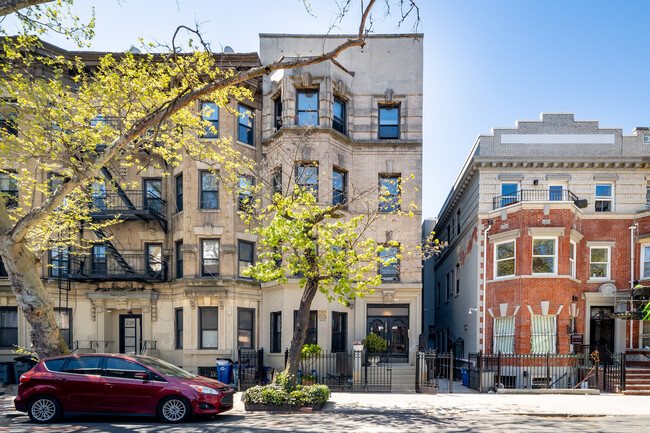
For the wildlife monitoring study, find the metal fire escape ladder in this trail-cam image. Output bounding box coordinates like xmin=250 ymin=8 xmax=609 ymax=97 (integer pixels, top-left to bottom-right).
xmin=100 ymin=166 xmax=137 ymax=211
xmin=92 ymin=226 xmax=134 ymax=274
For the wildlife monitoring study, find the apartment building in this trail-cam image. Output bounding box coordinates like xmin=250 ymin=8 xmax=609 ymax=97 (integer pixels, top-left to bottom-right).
xmin=424 ymin=113 xmax=650 ymax=357
xmin=0 ymin=34 xmax=423 ymax=372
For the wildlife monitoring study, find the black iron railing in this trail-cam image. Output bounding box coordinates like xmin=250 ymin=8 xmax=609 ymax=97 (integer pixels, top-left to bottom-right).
xmin=90 ymin=190 xmax=166 ymax=217
xmin=492 ymin=189 xmax=579 ymax=210
xmin=63 ymin=253 xmax=168 ymax=281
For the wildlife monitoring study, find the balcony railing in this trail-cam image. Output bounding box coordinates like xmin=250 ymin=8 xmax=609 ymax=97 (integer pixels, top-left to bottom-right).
xmin=91 ymin=190 xmax=166 ymax=218
xmin=493 ymin=189 xmax=580 ymax=210
xmin=55 ymin=253 xmax=168 ymax=282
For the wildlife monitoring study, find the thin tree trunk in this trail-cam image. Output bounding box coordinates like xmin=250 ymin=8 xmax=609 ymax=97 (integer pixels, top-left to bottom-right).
xmin=0 ymin=239 xmax=69 ymax=359
xmin=284 ymin=277 xmax=319 ymax=387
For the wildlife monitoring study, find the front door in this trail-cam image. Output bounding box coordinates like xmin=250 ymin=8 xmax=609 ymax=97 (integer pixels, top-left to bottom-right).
xmin=119 ymin=314 xmax=142 ymax=355
xmin=589 ymin=307 xmax=615 ymax=354
xmin=367 ymin=304 xmax=409 ymax=361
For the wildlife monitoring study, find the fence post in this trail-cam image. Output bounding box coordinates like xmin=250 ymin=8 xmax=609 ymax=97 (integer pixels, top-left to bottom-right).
xmin=238 ymin=348 xmax=242 ymax=391
xmin=595 ymin=356 xmax=599 ymax=390
xmin=478 ymin=351 xmax=483 ymax=393
xmin=415 ymin=351 xmax=420 ymax=393
xmin=363 ymin=350 xmax=368 ymax=392
xmin=258 ymin=348 xmax=264 ymax=386
xmin=449 ymin=352 xmax=454 ymax=394
xmin=546 ymin=353 xmax=550 ymax=390
xmin=284 ymin=349 xmax=288 ymax=368
xmin=621 ymin=352 xmax=626 ymax=392
xmin=497 ymin=352 xmax=501 ymax=389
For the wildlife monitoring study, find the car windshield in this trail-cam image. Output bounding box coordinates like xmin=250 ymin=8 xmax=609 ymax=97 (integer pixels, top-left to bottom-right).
xmin=132 ymin=356 xmax=196 ymax=379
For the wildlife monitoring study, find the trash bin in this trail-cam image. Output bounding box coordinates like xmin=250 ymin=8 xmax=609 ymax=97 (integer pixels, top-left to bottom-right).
xmin=0 ymin=362 xmax=15 ymax=385
xmin=217 ymin=359 xmax=233 ymax=384
xmin=461 ymin=368 xmax=469 ymax=387
xmin=13 ymin=362 xmax=32 ymax=384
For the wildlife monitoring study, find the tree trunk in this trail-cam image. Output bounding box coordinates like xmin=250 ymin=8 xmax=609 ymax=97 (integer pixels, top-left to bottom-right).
xmin=0 ymin=238 xmax=69 ymax=359
xmin=284 ymin=277 xmax=319 ymax=388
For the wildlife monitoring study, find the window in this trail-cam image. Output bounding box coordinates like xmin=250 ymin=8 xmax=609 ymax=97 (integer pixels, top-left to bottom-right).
xmin=570 ymin=241 xmax=576 ymax=278
xmin=0 ymin=172 xmax=17 ymax=208
xmin=494 ymin=316 xmax=515 ymax=354
xmin=495 ymin=240 xmax=515 ymax=278
xmin=589 ymin=247 xmax=610 ymax=279
xmin=446 ymin=272 xmax=450 ymax=301
xmin=238 ymin=105 xmax=254 ymax=146
xmin=378 ymin=245 xmax=400 ymax=282
xmin=238 ymin=240 xmax=254 ymax=278
xmin=91 ymin=179 xmax=106 ymax=210
xmin=146 ymin=243 xmax=163 ymax=276
xmin=595 ymin=183 xmax=612 ymax=212
xmin=176 ymin=241 xmax=183 ymax=279
xmin=532 ymin=238 xmax=556 ymax=274
xmin=92 ymin=245 xmax=107 ymax=274
xmin=530 ymin=315 xmax=556 ymax=353
xmin=0 ymin=308 xmax=17 ymax=347
xmin=200 ymin=307 xmax=218 ymax=349
xmin=274 ymin=96 xmax=283 ymax=130
xmin=272 ymin=168 xmax=282 ymax=196
xmin=238 ymin=175 xmax=254 ymax=212
xmin=455 ymin=263 xmax=460 ymax=295
xmin=457 ymin=209 xmax=461 ymax=234
xmin=333 ymin=97 xmax=346 ymax=134
xmin=103 ymin=357 xmax=149 ymax=379
xmin=294 ymin=310 xmax=317 ymax=345
xmin=201 ymin=239 xmax=220 ymax=276
xmin=332 ymin=168 xmax=347 ymax=206
xmin=378 ymin=105 xmax=399 ymax=139
xmin=144 ymin=178 xmax=162 ymax=214
xmin=332 ymin=312 xmax=347 ymax=353
xmin=175 ymin=308 xmax=183 ymax=349
xmin=54 ymin=308 xmax=72 ymax=347
xmin=237 ymin=308 xmax=254 ymax=349
xmin=0 ymin=100 xmax=17 ymax=137
xmin=0 ymin=255 xmax=6 ymax=277
xmin=295 ymin=164 xmax=318 ymax=200
xmin=646 ymin=185 xmax=650 ymax=209
xmin=643 ymin=245 xmax=650 ymax=279
xmin=379 ymin=175 xmax=400 ymax=212
xmin=501 ymin=183 xmax=519 ymax=207
xmin=175 ymin=174 xmax=183 ymax=212
xmin=296 ymin=90 xmax=318 ymax=126
xmin=270 ymin=312 xmax=282 ymax=353
xmin=201 ymin=101 xmax=218 ymax=138
xmin=436 ymin=282 xmax=441 ymax=308
xmin=200 ymin=170 xmax=219 ymax=209
xmin=63 ymin=356 xmax=101 ymax=375
xmin=549 ymin=185 xmax=564 ymax=201
xmin=50 ymin=246 xmax=69 ymax=277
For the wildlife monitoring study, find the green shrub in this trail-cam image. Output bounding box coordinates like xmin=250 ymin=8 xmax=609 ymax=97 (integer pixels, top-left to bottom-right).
xmin=362 ymin=333 xmax=387 ymax=353
xmin=300 ymin=344 xmax=322 ymax=359
xmin=241 ymin=383 xmax=331 ymax=406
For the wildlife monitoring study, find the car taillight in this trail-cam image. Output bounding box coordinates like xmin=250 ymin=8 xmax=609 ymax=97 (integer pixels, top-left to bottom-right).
xmin=19 ymin=374 xmax=31 ymax=383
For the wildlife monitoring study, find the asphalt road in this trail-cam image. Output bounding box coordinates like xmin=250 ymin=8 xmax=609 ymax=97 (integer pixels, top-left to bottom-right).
xmin=2 ymin=412 xmax=648 ymax=432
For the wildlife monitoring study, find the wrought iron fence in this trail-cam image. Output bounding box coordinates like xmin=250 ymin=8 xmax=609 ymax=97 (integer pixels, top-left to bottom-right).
xmin=284 ymin=350 xmax=392 ymax=392
xmin=237 ymin=348 xmax=266 ymax=391
xmin=467 ymin=351 xmax=625 ymax=392
xmin=492 ymin=189 xmax=579 ymax=210
xmin=416 ymin=350 xmax=456 ymax=393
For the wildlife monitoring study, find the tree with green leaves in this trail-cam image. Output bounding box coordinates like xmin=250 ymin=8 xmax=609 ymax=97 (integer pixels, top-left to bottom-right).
xmin=0 ymin=0 xmax=421 ymax=359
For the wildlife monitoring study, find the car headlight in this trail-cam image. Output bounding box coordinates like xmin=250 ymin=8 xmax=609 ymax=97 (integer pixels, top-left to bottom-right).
xmin=189 ymin=384 xmax=220 ymax=395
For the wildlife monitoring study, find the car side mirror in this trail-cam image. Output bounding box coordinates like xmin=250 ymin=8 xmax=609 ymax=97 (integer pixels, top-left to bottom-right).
xmin=134 ymin=372 xmax=149 ymax=380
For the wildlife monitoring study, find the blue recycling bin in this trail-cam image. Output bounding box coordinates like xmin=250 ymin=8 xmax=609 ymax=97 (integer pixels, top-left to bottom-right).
xmin=217 ymin=364 xmax=233 ymax=384
xmin=461 ymin=368 xmax=469 ymax=387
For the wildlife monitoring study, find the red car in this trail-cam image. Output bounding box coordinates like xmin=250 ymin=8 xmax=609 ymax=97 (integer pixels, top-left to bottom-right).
xmin=14 ymin=354 xmax=233 ymax=423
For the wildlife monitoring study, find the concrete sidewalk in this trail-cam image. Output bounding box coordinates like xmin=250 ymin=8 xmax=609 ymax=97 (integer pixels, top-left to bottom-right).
xmin=231 ymin=392 xmax=650 ymax=417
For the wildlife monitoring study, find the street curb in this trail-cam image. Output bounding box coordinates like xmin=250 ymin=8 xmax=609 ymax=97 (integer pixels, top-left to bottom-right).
xmin=320 ymin=407 xmax=616 ymax=418
xmin=496 ymin=389 xmax=600 ymax=395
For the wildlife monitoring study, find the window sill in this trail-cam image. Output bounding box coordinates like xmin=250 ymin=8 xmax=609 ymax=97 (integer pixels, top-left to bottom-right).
xmin=491 ymin=275 xmax=518 ymax=282
xmin=587 ymin=279 xmax=614 ymax=284
xmin=237 ymin=140 xmax=256 ymax=149
xmin=198 ymin=208 xmax=221 ymax=212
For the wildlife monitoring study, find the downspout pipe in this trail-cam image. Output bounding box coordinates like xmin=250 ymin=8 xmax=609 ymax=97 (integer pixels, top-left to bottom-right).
xmin=629 ymin=223 xmax=637 ymax=349
xmin=482 ymin=221 xmax=493 ymax=353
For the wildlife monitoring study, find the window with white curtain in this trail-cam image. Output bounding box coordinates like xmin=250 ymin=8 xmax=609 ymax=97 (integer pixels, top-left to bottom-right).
xmin=530 ymin=315 xmax=556 ymax=353
xmin=494 ymin=316 xmax=515 ymax=354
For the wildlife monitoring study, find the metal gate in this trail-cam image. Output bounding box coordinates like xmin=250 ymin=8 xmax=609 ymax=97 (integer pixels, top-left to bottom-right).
xmin=237 ymin=348 xmax=266 ymax=391
xmin=416 ymin=350 xmax=455 ymax=393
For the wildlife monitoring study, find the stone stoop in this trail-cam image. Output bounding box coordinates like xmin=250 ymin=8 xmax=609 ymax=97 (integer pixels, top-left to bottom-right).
xmin=623 ymin=350 xmax=650 ymax=395
xmin=389 ymin=363 xmax=416 ymax=392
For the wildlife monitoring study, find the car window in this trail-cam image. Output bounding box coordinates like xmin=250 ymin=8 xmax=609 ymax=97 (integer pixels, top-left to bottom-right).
xmin=62 ymin=357 xmax=102 ymax=375
xmin=103 ymin=357 xmax=149 ymax=379
xmin=43 ymin=359 xmax=66 ymax=372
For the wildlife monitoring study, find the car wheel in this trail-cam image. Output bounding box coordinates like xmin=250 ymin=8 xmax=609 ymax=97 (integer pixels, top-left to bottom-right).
xmin=27 ymin=396 xmax=61 ymax=423
xmin=158 ymin=396 xmax=190 ymax=423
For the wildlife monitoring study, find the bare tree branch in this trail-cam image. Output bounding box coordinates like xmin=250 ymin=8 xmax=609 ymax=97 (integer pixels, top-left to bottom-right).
xmin=0 ymin=0 xmax=52 ymax=17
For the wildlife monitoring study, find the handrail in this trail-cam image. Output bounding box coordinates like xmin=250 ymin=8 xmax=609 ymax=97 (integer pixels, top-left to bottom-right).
xmin=493 ymin=189 xmax=580 ymax=210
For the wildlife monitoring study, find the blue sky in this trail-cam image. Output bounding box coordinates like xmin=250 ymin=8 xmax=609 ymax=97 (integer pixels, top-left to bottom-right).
xmin=16 ymin=0 xmax=650 ymax=220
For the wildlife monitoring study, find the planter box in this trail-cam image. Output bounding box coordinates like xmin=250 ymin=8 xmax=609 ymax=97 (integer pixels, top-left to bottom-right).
xmin=244 ymin=402 xmax=325 ymax=412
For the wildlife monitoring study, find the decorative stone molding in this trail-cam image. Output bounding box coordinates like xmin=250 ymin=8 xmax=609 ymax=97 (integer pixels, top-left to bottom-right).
xmin=570 ymin=229 xmax=584 ymax=243
xmin=382 ymin=290 xmax=395 ymax=303
xmin=527 ymin=227 xmax=565 ymax=237
xmin=498 ymin=174 xmax=524 ymax=181
xmin=488 ymin=229 xmax=520 ymax=243
xmin=384 ymin=88 xmax=394 ymax=102
xmin=301 ymin=72 xmax=312 ymax=87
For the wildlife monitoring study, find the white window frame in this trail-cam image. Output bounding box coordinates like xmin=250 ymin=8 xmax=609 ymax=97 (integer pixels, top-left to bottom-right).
xmin=494 ymin=240 xmax=516 ymax=279
xmin=641 ymin=244 xmax=650 ymax=280
xmin=589 ymin=246 xmax=610 ymax=280
xmin=595 ymin=183 xmax=613 ymax=212
xmin=548 ymin=180 xmax=567 ymax=201
xmin=530 ymin=315 xmax=557 ymax=354
xmin=494 ymin=316 xmax=515 ymax=354
xmin=532 ymin=237 xmax=557 ymax=275
xmin=569 ymin=240 xmax=577 ymax=279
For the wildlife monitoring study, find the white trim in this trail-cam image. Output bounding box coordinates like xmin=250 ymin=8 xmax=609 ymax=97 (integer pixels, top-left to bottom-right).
xmin=589 ymin=246 xmax=611 ymax=280
xmin=641 ymin=244 xmax=650 ymax=280
xmin=569 ymin=240 xmax=577 ymax=279
xmin=500 ymin=134 xmax=615 ymax=144
xmin=494 ymin=239 xmax=516 ymax=279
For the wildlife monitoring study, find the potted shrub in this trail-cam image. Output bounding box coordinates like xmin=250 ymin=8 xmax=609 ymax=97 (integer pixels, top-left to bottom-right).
xmin=353 ymin=340 xmax=364 ymax=352
xmin=363 ymin=333 xmax=387 ymax=366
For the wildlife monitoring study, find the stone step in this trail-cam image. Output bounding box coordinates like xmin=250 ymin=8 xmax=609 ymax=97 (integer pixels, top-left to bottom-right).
xmin=623 ymin=390 xmax=650 ymax=395
xmin=625 ymin=384 xmax=650 ymax=390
